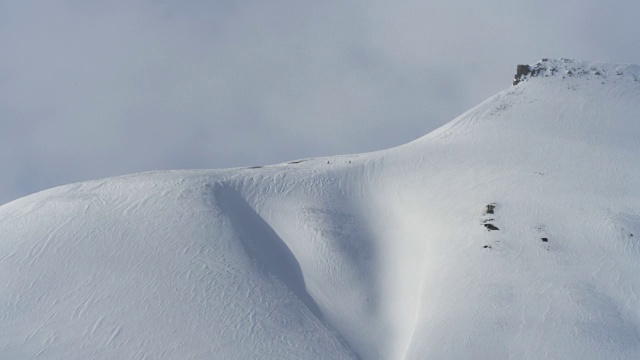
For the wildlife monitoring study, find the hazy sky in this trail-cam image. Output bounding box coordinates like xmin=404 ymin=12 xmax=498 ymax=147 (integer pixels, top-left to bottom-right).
xmin=1 ymin=0 xmax=639 ymax=204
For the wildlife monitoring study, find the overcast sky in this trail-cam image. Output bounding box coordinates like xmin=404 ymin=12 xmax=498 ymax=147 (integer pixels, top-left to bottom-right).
xmin=1 ymin=0 xmax=639 ymax=204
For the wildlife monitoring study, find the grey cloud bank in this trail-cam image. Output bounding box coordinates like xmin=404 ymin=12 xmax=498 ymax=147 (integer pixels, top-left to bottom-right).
xmin=1 ymin=0 xmax=639 ymax=204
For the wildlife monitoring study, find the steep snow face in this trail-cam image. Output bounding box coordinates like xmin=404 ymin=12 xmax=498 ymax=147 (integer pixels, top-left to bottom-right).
xmin=1 ymin=60 xmax=640 ymax=359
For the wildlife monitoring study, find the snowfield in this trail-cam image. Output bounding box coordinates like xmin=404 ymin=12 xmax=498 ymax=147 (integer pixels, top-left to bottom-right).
xmin=1 ymin=59 xmax=640 ymax=359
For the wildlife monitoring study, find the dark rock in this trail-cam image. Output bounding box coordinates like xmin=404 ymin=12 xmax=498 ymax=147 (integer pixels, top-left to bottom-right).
xmin=483 ymin=245 xmax=492 ymax=249
xmin=541 ymin=238 xmax=548 ymax=242
xmin=484 ymin=224 xmax=499 ymax=231
xmin=485 ymin=204 xmax=496 ymax=215
xmin=513 ymin=65 xmax=532 ymax=85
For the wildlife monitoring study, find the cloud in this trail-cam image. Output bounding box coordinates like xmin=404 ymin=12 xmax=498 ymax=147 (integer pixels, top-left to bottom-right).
xmin=1 ymin=0 xmax=639 ymax=204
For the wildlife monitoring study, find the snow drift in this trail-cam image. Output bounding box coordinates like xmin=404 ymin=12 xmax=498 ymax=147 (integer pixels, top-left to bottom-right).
xmin=1 ymin=59 xmax=640 ymax=359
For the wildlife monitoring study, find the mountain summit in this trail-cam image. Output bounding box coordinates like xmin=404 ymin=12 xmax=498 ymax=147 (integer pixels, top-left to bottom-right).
xmin=1 ymin=60 xmax=640 ymax=359
xmin=512 ymin=58 xmax=640 ymax=85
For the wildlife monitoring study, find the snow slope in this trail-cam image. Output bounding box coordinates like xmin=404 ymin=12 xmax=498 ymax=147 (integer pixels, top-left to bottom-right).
xmin=1 ymin=59 xmax=640 ymax=359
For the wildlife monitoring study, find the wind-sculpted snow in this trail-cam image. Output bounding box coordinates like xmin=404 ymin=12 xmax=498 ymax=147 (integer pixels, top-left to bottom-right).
xmin=1 ymin=60 xmax=640 ymax=359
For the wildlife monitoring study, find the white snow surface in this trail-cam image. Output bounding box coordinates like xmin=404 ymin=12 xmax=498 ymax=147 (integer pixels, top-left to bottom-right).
xmin=2 ymin=59 xmax=640 ymax=359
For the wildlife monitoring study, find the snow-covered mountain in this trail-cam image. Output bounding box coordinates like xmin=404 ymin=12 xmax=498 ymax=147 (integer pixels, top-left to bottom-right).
xmin=2 ymin=59 xmax=640 ymax=359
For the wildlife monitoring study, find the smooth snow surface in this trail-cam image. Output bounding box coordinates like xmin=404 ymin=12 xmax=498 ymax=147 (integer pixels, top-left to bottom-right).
xmin=2 ymin=59 xmax=640 ymax=359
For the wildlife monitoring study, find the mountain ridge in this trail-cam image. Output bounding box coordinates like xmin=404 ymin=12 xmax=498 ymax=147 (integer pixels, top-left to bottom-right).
xmin=512 ymin=58 xmax=640 ymax=85
xmin=1 ymin=59 xmax=640 ymax=359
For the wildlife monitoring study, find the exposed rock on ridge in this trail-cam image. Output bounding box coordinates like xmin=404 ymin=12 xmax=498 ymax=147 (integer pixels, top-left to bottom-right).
xmin=512 ymin=58 xmax=640 ymax=85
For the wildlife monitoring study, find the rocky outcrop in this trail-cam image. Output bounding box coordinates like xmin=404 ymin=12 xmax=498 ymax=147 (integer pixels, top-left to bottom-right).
xmin=512 ymin=58 xmax=637 ymax=86
xmin=513 ymin=65 xmax=532 ymax=85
